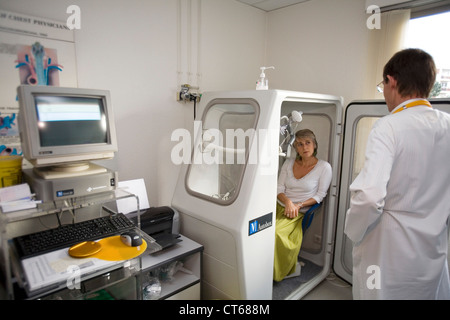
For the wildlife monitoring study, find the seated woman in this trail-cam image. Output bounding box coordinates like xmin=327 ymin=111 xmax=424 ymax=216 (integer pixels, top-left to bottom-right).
xmin=274 ymin=129 xmax=332 ymax=282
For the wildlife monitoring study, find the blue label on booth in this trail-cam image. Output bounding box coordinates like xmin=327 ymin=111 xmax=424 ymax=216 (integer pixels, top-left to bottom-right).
xmin=249 ymin=212 xmax=273 ymax=236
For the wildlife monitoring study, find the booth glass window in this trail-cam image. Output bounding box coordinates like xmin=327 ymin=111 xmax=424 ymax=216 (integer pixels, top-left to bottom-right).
xmin=186 ymin=99 xmax=260 ymax=205
xmin=351 ymin=116 xmax=380 ymax=181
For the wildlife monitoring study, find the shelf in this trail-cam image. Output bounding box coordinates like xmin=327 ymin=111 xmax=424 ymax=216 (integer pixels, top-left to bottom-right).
xmin=140 ymin=235 xmax=203 ymax=300
xmin=141 ymin=235 xmax=202 ymax=270
xmin=0 ymin=188 xmax=138 ymax=224
xmin=37 ymin=259 xmax=140 ymax=300
xmin=157 ymin=270 xmax=200 ymax=300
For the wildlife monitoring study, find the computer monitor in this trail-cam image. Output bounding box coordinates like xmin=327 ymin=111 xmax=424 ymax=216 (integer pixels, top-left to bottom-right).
xmin=17 ymin=85 xmax=118 ymax=179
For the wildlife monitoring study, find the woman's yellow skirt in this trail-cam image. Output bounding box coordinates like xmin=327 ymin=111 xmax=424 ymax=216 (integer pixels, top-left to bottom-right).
xmin=273 ymin=202 xmax=304 ymax=282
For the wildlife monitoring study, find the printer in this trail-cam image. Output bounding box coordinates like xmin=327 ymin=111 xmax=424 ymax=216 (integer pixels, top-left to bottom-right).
xmin=130 ymin=206 xmax=181 ymax=249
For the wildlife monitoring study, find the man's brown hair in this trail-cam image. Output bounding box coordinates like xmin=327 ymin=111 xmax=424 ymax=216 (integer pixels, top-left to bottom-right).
xmin=383 ymin=48 xmax=436 ymax=98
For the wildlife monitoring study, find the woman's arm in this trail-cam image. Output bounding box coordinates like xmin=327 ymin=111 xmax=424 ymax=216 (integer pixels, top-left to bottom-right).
xmin=312 ymin=161 xmax=332 ymax=204
xmin=277 ymin=159 xmax=302 ymax=218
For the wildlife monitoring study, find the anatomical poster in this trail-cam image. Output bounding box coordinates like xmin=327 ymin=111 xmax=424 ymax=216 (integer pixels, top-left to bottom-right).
xmin=0 ymin=10 xmax=77 ymax=166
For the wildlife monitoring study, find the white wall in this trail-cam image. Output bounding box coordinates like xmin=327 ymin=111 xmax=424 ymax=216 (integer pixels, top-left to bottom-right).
xmin=1 ymin=0 xmax=377 ymax=207
xmin=201 ymin=0 xmax=267 ymax=91
xmin=266 ymin=0 xmax=376 ymax=104
xmin=0 ymin=0 xmax=267 ymax=206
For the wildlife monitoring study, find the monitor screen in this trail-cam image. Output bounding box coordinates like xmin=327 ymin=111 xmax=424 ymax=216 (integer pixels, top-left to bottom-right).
xmin=35 ymin=95 xmax=107 ymax=147
xmin=17 ymin=86 xmax=118 ymax=171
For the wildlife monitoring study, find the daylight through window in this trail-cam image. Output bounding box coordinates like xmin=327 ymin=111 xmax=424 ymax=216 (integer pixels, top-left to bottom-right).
xmin=404 ymin=11 xmax=450 ymax=98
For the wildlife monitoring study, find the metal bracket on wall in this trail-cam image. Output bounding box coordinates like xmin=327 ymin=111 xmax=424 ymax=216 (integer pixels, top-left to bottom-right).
xmin=177 ymin=84 xmax=201 ymax=103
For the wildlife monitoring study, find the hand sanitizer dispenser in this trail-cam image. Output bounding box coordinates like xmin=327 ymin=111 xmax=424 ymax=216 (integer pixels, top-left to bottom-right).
xmin=256 ymin=66 xmax=275 ymax=90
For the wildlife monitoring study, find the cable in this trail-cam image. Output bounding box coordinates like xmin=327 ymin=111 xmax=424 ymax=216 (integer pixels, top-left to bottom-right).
xmin=190 ymin=93 xmax=199 ymax=119
xmin=193 ymin=95 xmax=197 ymax=119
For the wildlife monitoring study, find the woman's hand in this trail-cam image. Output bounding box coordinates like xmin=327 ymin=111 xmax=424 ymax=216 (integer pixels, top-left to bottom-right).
xmin=284 ymin=199 xmax=302 ymax=219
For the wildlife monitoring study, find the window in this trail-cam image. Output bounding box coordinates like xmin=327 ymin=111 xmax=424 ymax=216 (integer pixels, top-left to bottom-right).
xmin=186 ymin=99 xmax=259 ymax=205
xmin=404 ymin=10 xmax=450 ymax=97
xmin=352 ymin=117 xmax=380 ymax=181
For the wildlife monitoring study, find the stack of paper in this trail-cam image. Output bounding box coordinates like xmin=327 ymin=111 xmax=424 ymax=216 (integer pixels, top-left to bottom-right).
xmin=0 ymin=183 xmax=41 ymax=213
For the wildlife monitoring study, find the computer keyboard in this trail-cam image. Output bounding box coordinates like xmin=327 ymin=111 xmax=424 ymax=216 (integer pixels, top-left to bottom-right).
xmin=13 ymin=213 xmax=136 ymax=259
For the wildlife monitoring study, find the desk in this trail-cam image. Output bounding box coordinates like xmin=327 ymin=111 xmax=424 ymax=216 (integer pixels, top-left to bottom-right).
xmin=0 ymin=189 xmax=141 ymax=300
xmin=0 ymin=189 xmax=203 ymax=300
xmin=14 ymin=234 xmax=203 ymax=300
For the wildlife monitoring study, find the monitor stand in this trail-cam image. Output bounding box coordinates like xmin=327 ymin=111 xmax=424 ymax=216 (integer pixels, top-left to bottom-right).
xmin=33 ymin=162 xmax=108 ymax=179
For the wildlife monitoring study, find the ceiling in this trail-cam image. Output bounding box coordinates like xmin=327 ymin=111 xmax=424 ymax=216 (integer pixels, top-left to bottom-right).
xmin=236 ymin=0 xmax=438 ymax=12
xmin=236 ymin=0 xmax=311 ymax=12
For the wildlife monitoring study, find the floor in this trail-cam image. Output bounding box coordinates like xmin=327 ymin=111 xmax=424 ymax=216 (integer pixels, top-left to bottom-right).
xmin=272 ymin=257 xmax=353 ymax=300
xmin=301 ymin=273 xmax=353 ymax=300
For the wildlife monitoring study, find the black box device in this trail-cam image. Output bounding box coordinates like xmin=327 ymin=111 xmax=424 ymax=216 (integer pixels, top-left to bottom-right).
xmin=130 ymin=206 xmax=181 ymax=250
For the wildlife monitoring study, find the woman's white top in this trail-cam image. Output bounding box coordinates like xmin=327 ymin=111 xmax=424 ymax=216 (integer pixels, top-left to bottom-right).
xmin=277 ymin=158 xmax=332 ymax=206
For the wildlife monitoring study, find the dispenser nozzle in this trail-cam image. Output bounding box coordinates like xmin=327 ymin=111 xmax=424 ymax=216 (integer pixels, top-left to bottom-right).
xmin=260 ymin=66 xmax=275 ymax=77
xmin=256 ymin=66 xmax=275 ymax=90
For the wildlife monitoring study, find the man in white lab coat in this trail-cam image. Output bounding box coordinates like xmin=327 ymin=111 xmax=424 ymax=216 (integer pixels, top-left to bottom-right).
xmin=345 ymin=48 xmax=450 ymax=300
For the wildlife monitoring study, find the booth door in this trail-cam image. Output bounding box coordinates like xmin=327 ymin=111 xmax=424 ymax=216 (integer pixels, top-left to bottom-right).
xmin=333 ymin=99 xmax=450 ymax=283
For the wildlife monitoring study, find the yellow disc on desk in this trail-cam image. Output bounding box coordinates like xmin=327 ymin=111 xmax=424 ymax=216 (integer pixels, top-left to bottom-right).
xmin=92 ymin=235 xmax=147 ymax=261
xmin=69 ymin=241 xmax=102 ymax=258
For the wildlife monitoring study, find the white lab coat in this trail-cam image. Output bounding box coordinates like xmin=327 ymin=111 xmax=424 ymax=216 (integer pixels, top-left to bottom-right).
xmin=345 ymin=99 xmax=450 ymax=300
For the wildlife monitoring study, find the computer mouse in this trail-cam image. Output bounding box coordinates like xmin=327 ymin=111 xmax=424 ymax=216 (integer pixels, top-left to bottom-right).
xmin=120 ymin=230 xmax=143 ymax=247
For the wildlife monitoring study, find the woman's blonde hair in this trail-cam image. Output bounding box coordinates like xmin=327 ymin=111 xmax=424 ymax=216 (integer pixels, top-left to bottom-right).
xmin=293 ymin=129 xmax=318 ymax=160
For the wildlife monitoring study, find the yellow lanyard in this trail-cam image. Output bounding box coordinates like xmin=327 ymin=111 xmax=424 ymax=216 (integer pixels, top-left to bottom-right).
xmin=392 ymin=99 xmax=432 ymax=114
